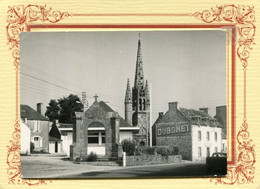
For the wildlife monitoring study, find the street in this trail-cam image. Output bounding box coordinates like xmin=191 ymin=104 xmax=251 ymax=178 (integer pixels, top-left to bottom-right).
xmin=21 ymin=154 xmax=224 ymax=178
xmin=61 ymin=161 xmax=211 ymax=178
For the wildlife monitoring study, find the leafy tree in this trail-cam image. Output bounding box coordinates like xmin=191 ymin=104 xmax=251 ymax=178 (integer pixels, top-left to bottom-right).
xmin=45 ymin=99 xmax=60 ymax=122
xmin=45 ymin=94 xmax=83 ymax=123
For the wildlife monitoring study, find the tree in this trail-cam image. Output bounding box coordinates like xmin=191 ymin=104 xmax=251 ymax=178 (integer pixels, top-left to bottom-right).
xmin=45 ymin=99 xmax=60 ymax=122
xmin=45 ymin=94 xmax=83 ymax=123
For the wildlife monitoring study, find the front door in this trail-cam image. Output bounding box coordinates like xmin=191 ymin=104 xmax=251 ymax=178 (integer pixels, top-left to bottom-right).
xmin=55 ymin=142 xmax=58 ymax=153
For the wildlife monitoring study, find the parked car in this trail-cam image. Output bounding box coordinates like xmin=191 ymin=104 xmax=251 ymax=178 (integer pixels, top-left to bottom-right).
xmin=206 ymin=152 xmax=227 ymax=175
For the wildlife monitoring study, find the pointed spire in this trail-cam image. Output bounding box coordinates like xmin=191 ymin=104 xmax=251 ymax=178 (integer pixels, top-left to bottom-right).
xmin=134 ymin=34 xmax=144 ymax=88
xmin=125 ymin=78 xmax=132 ymax=103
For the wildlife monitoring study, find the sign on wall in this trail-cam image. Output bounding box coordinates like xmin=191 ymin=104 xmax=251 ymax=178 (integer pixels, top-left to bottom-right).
xmin=156 ymin=123 xmax=191 ymax=137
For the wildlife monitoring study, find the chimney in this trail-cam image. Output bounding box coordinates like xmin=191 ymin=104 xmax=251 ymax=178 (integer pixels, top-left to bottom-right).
xmin=37 ymin=103 xmax=43 ymax=115
xmin=169 ymin=102 xmax=178 ymax=112
xmin=159 ymin=112 xmax=164 ymax=117
xmin=199 ymin=108 xmax=208 ymax=114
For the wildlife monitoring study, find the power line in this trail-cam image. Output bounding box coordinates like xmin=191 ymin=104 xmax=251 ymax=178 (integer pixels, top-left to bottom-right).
xmin=21 ymin=72 xmax=80 ymax=95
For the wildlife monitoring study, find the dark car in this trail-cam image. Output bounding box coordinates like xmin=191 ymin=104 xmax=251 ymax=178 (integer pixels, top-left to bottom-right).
xmin=206 ymin=152 xmax=227 ymax=175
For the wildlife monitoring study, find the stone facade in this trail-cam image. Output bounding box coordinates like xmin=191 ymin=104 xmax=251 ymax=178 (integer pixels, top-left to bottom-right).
xmin=71 ymin=100 xmax=136 ymax=160
xmin=125 ymin=154 xmax=182 ymax=166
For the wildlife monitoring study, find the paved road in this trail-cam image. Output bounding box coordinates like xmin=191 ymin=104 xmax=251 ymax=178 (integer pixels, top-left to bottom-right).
xmin=22 ymin=155 xmax=225 ymax=178
xmin=61 ymin=161 xmax=221 ymax=178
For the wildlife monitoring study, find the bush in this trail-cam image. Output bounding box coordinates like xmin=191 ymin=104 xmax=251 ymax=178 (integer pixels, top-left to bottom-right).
xmin=87 ymin=152 xmax=98 ymax=162
xmin=155 ymin=146 xmax=179 ymax=157
xmin=121 ymin=139 xmax=136 ymax=156
xmin=30 ymin=142 xmax=35 ymax=152
xmin=140 ymin=146 xmax=156 ymax=155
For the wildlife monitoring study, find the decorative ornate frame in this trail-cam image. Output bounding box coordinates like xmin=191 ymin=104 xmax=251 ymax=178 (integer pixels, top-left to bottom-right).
xmin=6 ymin=4 xmax=255 ymax=186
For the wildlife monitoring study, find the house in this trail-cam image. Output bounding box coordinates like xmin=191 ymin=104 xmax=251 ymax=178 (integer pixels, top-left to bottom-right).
xmin=70 ymin=99 xmax=139 ymax=160
xmin=49 ymin=121 xmax=62 ymax=153
xmin=214 ymin=105 xmax=227 ymax=152
xmin=20 ymin=103 xmax=49 ymax=152
xmin=152 ymin=102 xmax=223 ymax=161
xmin=21 ymin=119 xmax=31 ymax=155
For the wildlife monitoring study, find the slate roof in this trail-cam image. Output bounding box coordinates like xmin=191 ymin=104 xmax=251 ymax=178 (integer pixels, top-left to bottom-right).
xmin=179 ymin=108 xmax=222 ymax=127
xmin=152 ymin=106 xmax=222 ymax=128
xmin=49 ymin=136 xmax=62 ymax=142
xmin=98 ymin=101 xmax=132 ymax=128
xmin=20 ymin=104 xmax=49 ymax=121
xmin=58 ymin=123 xmax=73 ymax=129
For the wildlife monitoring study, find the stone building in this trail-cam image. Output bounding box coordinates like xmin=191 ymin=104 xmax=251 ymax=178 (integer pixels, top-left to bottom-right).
xmin=20 ymin=103 xmax=49 ymax=152
xmin=70 ymin=99 xmax=139 ymax=160
xmin=152 ymin=102 xmax=222 ymax=161
xmin=214 ymin=105 xmax=227 ymax=152
xmin=124 ymin=36 xmax=150 ymax=146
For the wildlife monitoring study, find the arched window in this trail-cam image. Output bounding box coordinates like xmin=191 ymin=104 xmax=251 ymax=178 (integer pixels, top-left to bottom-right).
xmin=139 ymin=98 xmax=142 ymax=111
xmin=143 ymin=99 xmax=146 ymax=110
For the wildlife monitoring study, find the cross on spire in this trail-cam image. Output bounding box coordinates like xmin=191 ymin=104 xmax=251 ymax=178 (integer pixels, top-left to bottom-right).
xmin=94 ymin=94 xmax=98 ymax=102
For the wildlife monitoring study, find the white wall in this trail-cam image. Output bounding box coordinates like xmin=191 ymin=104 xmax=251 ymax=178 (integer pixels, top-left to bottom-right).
xmin=119 ymin=131 xmax=133 ymax=143
xmin=49 ymin=141 xmax=62 ymax=153
xmin=21 ymin=121 xmax=31 ymax=155
xmin=61 ymin=131 xmax=73 ymax=156
xmin=88 ymin=146 xmax=105 ymax=155
xmin=192 ymin=125 xmax=222 ymax=161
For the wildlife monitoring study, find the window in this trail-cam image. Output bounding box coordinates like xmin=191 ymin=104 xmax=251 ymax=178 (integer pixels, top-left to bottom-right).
xmin=215 ymin=147 xmax=218 ymax=152
xmin=198 ymin=131 xmax=201 ymax=141
xmin=139 ymin=98 xmax=142 ymax=111
xmin=88 ymin=132 xmax=99 ymax=144
xmin=215 ymin=132 xmax=217 ymax=141
xmin=88 ymin=131 xmax=105 ymax=145
xmin=143 ymin=99 xmax=146 ymax=110
xmin=34 ymin=121 xmax=41 ymax=132
xmin=207 ymin=131 xmax=210 ymax=141
xmin=34 ymin=137 xmax=40 ymax=147
xmin=207 ymin=147 xmax=210 ymax=157
xmin=198 ymin=147 xmax=202 ymax=157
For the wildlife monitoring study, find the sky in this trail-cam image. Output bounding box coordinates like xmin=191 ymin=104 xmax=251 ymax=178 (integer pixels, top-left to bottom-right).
xmin=20 ymin=30 xmax=226 ymax=124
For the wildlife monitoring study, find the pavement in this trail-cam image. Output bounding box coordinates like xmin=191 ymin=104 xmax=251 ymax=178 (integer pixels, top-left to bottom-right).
xmin=21 ymin=154 xmax=216 ymax=179
xmin=21 ymin=154 xmax=122 ymax=178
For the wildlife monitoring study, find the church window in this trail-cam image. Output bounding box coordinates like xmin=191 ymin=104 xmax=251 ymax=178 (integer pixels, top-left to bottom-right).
xmin=143 ymin=99 xmax=146 ymax=110
xmin=139 ymin=98 xmax=142 ymax=110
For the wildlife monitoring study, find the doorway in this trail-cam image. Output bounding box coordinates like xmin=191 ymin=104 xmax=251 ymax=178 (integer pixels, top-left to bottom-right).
xmin=55 ymin=141 xmax=58 ymax=153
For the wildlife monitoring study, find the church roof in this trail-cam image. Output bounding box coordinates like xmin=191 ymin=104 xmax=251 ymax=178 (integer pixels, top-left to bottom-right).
xmin=98 ymin=101 xmax=132 ymax=128
xmin=20 ymin=104 xmax=49 ymax=121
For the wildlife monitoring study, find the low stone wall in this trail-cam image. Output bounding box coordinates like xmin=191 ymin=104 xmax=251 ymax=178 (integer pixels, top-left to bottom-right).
xmin=126 ymin=154 xmax=182 ymax=166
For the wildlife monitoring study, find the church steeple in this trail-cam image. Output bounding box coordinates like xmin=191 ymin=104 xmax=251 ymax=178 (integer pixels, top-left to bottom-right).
xmin=125 ymin=78 xmax=132 ymax=125
xmin=134 ymin=34 xmax=144 ymax=89
xmin=125 ymin=78 xmax=132 ymax=103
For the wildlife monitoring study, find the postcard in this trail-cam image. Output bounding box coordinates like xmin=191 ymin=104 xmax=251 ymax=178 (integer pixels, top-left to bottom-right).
xmin=0 ymin=1 xmax=259 ymax=189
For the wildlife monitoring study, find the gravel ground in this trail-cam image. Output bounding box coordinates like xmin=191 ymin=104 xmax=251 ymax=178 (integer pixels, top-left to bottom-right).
xmin=21 ymin=154 xmax=122 ymax=178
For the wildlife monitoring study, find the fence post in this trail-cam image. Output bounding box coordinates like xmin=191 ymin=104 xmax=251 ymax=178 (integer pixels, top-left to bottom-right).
xmin=123 ymin=152 xmax=126 ymax=167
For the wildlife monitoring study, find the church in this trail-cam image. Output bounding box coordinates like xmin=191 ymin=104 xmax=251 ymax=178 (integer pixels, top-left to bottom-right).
xmin=124 ymin=36 xmax=150 ymax=146
xmin=70 ymin=36 xmax=150 ymax=160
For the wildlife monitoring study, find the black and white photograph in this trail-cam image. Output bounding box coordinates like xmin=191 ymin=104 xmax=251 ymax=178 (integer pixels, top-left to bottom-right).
xmin=20 ymin=30 xmax=227 ymax=178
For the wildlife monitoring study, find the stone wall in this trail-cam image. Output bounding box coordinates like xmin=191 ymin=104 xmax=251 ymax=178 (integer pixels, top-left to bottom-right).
xmin=125 ymin=154 xmax=182 ymax=166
